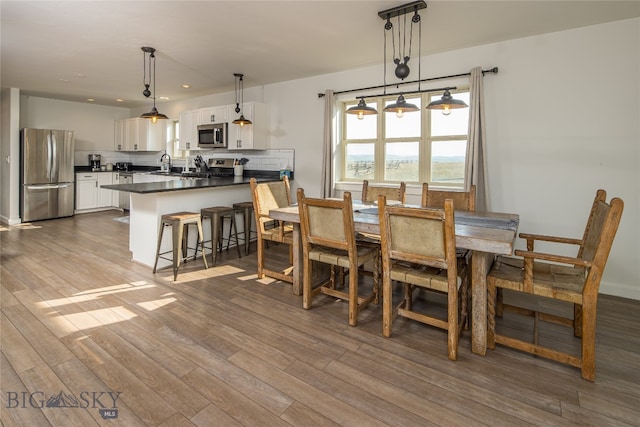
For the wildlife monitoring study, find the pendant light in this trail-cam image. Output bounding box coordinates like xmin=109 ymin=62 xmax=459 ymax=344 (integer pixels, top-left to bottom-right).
xmin=140 ymin=47 xmax=168 ymax=124
xmin=232 ymin=73 xmax=252 ymax=127
xmin=426 ymin=89 xmax=468 ymax=115
xmin=383 ymin=94 xmax=419 ymax=118
xmin=347 ymin=98 xmax=378 ymax=120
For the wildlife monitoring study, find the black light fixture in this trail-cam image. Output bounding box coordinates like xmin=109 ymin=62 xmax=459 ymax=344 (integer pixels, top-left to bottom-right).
xmin=140 ymin=47 xmax=168 ymax=124
xmin=346 ymin=98 xmax=378 ymax=120
xmin=383 ymin=94 xmax=420 ymax=118
xmin=381 ymin=1 xmax=425 ymax=117
xmin=232 ymin=73 xmax=252 ymax=127
xmin=426 ymin=88 xmax=468 ymax=115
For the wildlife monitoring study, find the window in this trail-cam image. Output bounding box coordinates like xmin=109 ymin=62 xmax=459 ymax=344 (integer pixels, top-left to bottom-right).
xmin=170 ymin=120 xmax=188 ymax=158
xmin=341 ymin=90 xmax=469 ymax=187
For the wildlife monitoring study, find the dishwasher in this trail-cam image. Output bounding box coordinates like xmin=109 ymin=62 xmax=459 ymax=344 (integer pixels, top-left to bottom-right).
xmin=116 ymin=172 xmax=133 ymax=210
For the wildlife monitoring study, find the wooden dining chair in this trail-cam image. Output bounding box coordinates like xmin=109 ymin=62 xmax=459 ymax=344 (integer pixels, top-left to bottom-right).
xmin=250 ymin=177 xmax=294 ymax=283
xmin=378 ymin=195 xmax=469 ymax=360
xmin=362 ymin=180 xmax=406 ymax=203
xmin=421 ymin=183 xmax=476 ymax=211
xmin=486 ymin=189 xmax=624 ymax=381
xmin=422 ymin=183 xmax=477 ymax=261
xmin=297 ymin=188 xmax=380 ymax=326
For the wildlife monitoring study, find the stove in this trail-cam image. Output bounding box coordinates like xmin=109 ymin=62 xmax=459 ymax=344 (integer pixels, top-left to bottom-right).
xmin=181 ymin=158 xmax=235 ymax=179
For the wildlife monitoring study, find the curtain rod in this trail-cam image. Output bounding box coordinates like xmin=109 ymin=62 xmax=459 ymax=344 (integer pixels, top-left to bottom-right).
xmin=317 ymin=66 xmax=498 ymax=98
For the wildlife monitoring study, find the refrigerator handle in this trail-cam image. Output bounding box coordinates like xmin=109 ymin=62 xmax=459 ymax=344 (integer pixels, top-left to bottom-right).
xmin=50 ymin=131 xmax=58 ymax=179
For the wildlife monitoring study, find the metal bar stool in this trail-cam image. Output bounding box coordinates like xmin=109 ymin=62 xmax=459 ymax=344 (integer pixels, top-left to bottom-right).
xmin=153 ymin=211 xmax=208 ymax=281
xmin=231 ymin=201 xmax=258 ymax=255
xmin=200 ymin=206 xmax=241 ymax=266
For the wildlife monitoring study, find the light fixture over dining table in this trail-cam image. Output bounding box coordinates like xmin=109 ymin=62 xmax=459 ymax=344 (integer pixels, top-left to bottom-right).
xmin=346 ymin=0 xmax=467 ymax=119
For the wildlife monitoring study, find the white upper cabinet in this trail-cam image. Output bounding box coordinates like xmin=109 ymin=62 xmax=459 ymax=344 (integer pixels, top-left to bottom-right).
xmin=197 ymin=106 xmax=228 ymax=125
xmin=177 ymin=102 xmax=270 ymax=150
xmin=178 ymin=110 xmax=198 ymax=151
xmin=227 ymin=102 xmax=270 ymax=150
xmin=114 ymin=118 xmax=166 ymax=151
xmin=136 ymin=119 xmax=166 ymax=151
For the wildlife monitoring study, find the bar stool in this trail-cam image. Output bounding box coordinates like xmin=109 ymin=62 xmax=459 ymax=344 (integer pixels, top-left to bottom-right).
xmin=201 ymin=206 xmax=241 ymax=266
xmin=232 ymin=201 xmax=258 ymax=255
xmin=153 ymin=211 xmax=208 ymax=281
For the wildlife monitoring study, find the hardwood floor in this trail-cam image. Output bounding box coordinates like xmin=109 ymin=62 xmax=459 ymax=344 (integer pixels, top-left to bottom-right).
xmin=1 ymin=210 xmax=639 ymax=426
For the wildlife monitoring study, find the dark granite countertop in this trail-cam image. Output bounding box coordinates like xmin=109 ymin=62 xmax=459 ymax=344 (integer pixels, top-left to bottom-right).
xmin=102 ymin=175 xmax=280 ymax=194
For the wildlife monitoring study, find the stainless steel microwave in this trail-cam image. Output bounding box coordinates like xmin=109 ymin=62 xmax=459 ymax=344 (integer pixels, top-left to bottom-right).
xmin=197 ymin=123 xmax=227 ymax=148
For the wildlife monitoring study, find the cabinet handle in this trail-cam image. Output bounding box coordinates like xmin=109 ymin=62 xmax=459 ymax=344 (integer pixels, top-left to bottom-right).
xmin=134 ymin=144 xmax=138 ymax=150
xmin=186 ymin=142 xmax=190 ymax=149
xmin=211 ymin=114 xmax=215 ymax=122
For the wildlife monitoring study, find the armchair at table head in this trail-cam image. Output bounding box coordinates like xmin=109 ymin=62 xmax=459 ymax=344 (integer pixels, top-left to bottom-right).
xmin=249 ymin=177 xmax=294 ymax=284
xmin=486 ymin=189 xmax=624 ymax=381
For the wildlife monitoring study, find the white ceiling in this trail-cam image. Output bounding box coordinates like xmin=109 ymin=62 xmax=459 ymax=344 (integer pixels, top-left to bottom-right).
xmin=2 ymin=1 xmax=638 ymax=108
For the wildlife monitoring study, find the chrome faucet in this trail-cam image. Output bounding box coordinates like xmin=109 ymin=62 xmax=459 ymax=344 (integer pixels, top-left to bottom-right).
xmin=160 ymin=153 xmax=171 ymax=171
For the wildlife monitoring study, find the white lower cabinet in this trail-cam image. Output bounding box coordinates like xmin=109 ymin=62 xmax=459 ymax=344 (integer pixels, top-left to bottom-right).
xmin=76 ymin=172 xmax=116 ymax=211
xmin=76 ymin=173 xmax=98 ymax=210
xmin=98 ymin=173 xmax=114 ymax=207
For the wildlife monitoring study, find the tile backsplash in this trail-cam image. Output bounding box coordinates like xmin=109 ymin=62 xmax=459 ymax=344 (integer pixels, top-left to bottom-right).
xmin=75 ymin=149 xmax=295 ymax=171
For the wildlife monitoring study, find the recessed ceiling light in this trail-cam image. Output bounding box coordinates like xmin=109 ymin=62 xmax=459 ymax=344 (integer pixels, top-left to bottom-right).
xmin=159 ymin=96 xmax=169 ymax=100
xmin=87 ymin=98 xmax=95 ymax=102
xmin=181 ymin=84 xmax=191 ymax=89
xmin=59 ymin=78 xmax=70 ymax=83
xmin=116 ymin=99 xmax=124 ymax=102
xmin=73 ymin=73 xmax=86 ymax=78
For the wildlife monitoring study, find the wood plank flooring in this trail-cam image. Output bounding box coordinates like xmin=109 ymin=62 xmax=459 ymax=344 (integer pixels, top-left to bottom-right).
xmin=1 ymin=210 xmax=639 ymax=426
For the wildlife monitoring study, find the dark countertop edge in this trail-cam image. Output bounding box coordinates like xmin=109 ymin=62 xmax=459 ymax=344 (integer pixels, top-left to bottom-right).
xmin=75 ymin=166 xmax=292 ymax=180
xmin=102 ymin=176 xmax=283 ymax=194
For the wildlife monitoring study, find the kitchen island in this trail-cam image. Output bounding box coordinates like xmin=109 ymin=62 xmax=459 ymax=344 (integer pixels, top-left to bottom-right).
xmin=103 ymin=175 xmax=278 ymax=269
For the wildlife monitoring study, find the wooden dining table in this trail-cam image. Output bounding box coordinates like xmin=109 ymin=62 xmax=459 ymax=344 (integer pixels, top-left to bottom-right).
xmin=269 ymin=201 xmax=519 ymax=356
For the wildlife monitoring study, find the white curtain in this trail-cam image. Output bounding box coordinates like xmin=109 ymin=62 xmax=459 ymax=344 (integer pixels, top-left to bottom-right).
xmin=321 ymin=90 xmax=334 ymax=198
xmin=465 ymin=67 xmax=488 ymax=211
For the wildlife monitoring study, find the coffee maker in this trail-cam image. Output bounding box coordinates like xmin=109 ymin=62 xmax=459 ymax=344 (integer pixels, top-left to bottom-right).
xmin=89 ymin=154 xmax=101 ymax=171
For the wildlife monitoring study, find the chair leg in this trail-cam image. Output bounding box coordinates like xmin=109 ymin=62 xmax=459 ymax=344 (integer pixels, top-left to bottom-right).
xmin=373 ymin=251 xmax=380 ymax=304
xmin=382 ymin=271 xmax=393 ymax=337
xmin=348 ymin=264 xmax=359 ymax=327
xmin=581 ymin=300 xmax=596 ymax=381
xmin=231 ymin=214 xmax=241 ymax=259
xmin=487 ymin=283 xmax=497 ymax=349
xmin=460 ymin=276 xmax=469 ymax=331
xmin=152 ymin=222 xmax=165 ymax=273
xmin=256 ymin=236 xmax=265 ymax=279
xmin=447 ymin=285 xmax=459 ymax=361
xmin=173 ymin=221 xmax=183 ymax=281
xmin=302 ymin=258 xmax=313 ymax=310
xmin=574 ymin=303 xmax=583 ymax=337
xmin=196 ymin=218 xmax=208 ymax=270
xmin=496 ymin=288 xmax=504 ymax=317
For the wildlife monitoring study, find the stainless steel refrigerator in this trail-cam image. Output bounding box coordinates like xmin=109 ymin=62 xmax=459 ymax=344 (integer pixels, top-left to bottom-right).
xmin=20 ymin=128 xmax=75 ymax=222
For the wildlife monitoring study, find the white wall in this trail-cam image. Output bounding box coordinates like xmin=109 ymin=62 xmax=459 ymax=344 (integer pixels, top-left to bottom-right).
xmin=0 ymin=88 xmax=21 ymax=224
xmin=20 ymin=96 xmax=130 ymax=151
